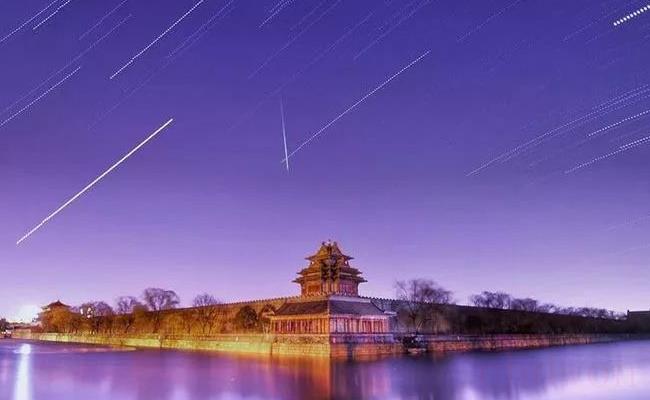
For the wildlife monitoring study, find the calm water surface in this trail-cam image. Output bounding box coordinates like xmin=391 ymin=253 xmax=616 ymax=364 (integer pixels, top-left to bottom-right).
xmin=1 ymin=339 xmax=650 ymax=400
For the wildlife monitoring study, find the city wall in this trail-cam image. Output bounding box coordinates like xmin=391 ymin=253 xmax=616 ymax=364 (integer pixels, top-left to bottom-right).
xmin=367 ymin=298 xmax=631 ymax=334
xmin=19 ymin=294 xmax=647 ymax=358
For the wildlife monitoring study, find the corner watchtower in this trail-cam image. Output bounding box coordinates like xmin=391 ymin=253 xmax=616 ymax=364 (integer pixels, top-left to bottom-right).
xmin=293 ymin=240 xmax=367 ymax=297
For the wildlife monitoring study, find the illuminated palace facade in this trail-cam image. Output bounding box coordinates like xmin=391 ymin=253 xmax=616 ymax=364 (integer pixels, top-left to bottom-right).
xmin=268 ymin=241 xmax=393 ymax=335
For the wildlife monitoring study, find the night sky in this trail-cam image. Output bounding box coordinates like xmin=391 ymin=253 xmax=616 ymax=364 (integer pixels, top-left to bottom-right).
xmin=2 ymin=0 xmax=650 ymax=321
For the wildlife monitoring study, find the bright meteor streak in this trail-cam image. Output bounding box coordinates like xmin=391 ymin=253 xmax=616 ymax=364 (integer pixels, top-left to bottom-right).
xmin=280 ymin=97 xmax=289 ymax=171
xmin=282 ymin=50 xmax=430 ymax=163
xmin=16 ymin=118 xmax=174 ymax=245
xmin=110 ymin=0 xmax=205 ymax=80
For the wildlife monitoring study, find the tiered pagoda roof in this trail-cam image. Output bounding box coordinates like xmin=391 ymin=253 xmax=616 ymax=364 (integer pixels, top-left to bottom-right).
xmin=273 ymin=298 xmax=386 ymax=317
xmin=42 ymin=300 xmax=70 ymax=310
xmin=269 ymin=241 xmax=394 ymax=336
xmin=294 ymin=241 xmax=366 ymax=297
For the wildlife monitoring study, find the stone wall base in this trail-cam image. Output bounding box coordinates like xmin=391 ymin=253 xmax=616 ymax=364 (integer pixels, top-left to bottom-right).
xmin=10 ymin=331 xmax=642 ymax=358
xmin=419 ymin=334 xmax=639 ymax=353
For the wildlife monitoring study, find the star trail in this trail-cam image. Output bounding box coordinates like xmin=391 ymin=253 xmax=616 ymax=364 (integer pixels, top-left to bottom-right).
xmin=2 ymin=0 xmax=650 ymax=316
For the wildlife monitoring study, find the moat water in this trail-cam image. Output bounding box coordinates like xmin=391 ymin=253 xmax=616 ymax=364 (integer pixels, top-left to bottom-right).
xmin=2 ymin=339 xmax=650 ymax=400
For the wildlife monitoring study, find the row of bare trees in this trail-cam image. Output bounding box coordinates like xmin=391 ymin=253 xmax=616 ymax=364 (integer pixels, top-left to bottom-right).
xmin=39 ymin=288 xmax=226 ymax=335
xmin=394 ymin=279 xmax=626 ymax=335
xmin=395 ymin=280 xmax=624 ymax=319
xmin=468 ymin=291 xmax=625 ymax=319
xmin=38 ymin=288 xmax=275 ymax=336
xmin=36 ymin=280 xmax=626 ymax=337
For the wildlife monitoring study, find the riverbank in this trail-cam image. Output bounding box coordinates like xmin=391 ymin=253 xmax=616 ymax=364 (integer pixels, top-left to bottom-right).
xmin=11 ymin=330 xmax=645 ymax=358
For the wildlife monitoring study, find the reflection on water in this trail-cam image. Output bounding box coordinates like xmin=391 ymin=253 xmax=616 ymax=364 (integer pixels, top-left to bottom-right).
xmin=2 ymin=339 xmax=650 ymax=399
xmin=13 ymin=344 xmax=31 ymax=400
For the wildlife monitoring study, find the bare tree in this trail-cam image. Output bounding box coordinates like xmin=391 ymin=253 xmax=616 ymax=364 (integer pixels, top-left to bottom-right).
xmin=0 ymin=318 xmax=8 ymax=332
xmin=537 ymin=303 xmax=558 ymax=313
xmin=234 ymin=306 xmax=259 ymax=332
xmin=143 ymin=288 xmax=180 ymax=310
xmin=115 ymin=296 xmax=145 ymax=333
xmin=133 ymin=305 xmax=150 ymax=333
xmin=576 ymin=307 xmax=615 ymax=319
xmin=79 ymin=301 xmax=114 ymax=334
xmin=395 ymin=279 xmax=454 ymax=334
xmin=468 ymin=289 xmax=624 ymax=322
xmin=469 ymin=291 xmax=512 ymax=309
xmin=510 ymin=297 xmax=539 ymax=312
xmin=259 ymin=304 xmax=277 ymax=334
xmin=192 ymin=293 xmax=221 ymax=335
xmin=79 ymin=301 xmax=113 ymax=317
xmin=116 ymin=296 xmax=141 ymax=314
xmin=142 ymin=288 xmax=180 ymax=333
xmin=552 ymin=306 xmax=618 ymax=319
xmin=555 ymin=306 xmax=578 ymax=316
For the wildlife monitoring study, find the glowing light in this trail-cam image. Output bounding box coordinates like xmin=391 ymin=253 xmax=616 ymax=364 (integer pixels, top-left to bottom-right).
xmin=15 ymin=344 xmax=32 ymax=355
xmin=13 ymin=344 xmax=32 ymax=400
xmin=13 ymin=305 xmax=41 ymax=323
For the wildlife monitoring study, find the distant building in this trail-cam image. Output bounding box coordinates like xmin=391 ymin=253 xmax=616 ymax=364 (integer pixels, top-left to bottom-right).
xmin=34 ymin=300 xmax=72 ymax=328
xmin=269 ymin=241 xmax=393 ymax=335
xmin=41 ymin=300 xmax=70 ymax=313
xmin=627 ymin=310 xmax=650 ymax=322
xmin=9 ymin=322 xmax=34 ymax=330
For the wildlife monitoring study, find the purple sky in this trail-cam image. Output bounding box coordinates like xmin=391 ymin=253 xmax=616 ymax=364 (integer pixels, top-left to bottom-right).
xmin=2 ymin=0 xmax=650 ymax=320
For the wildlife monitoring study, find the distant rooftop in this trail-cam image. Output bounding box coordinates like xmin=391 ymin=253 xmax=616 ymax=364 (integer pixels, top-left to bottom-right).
xmin=43 ymin=300 xmax=70 ymax=309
